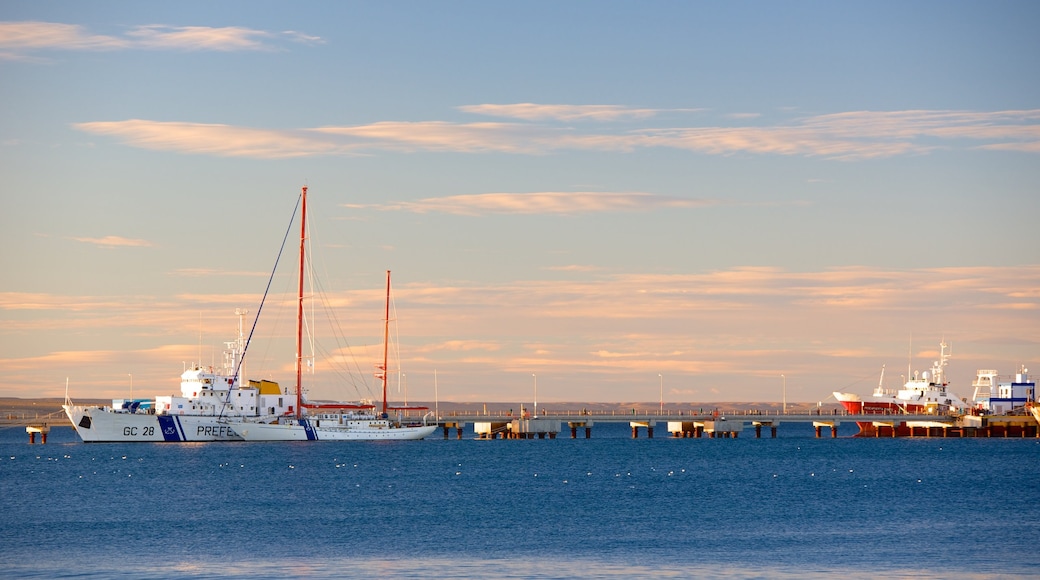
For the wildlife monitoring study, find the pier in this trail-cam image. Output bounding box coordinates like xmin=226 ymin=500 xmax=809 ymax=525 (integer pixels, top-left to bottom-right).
xmin=433 ymin=409 xmax=1040 ymax=439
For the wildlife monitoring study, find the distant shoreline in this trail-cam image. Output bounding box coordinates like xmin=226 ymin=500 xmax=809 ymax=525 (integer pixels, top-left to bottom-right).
xmin=1 ymin=396 xmax=838 ymax=417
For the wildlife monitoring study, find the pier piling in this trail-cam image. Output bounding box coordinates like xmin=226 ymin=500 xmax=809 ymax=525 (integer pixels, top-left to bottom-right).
xmin=26 ymin=425 xmax=50 ymax=444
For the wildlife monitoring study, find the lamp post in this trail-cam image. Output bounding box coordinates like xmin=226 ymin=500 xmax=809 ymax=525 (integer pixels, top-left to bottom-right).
xmin=659 ymin=373 xmax=663 ymax=415
xmin=128 ymin=373 xmax=133 ymax=401
xmin=781 ymin=374 xmax=786 ymax=414
xmin=532 ymin=373 xmax=537 ymax=417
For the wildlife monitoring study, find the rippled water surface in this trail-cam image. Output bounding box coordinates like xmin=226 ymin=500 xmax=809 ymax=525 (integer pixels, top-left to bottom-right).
xmin=2 ymin=424 xmax=1038 ymax=578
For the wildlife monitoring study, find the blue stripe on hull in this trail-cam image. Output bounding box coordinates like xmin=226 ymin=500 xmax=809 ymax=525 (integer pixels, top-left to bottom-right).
xmin=301 ymin=419 xmax=318 ymax=440
xmin=157 ymin=416 xmax=183 ymax=442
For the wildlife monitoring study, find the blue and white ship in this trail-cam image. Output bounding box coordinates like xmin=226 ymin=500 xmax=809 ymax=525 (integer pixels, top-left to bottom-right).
xmin=971 ymin=366 xmax=1035 ymax=415
xmin=63 ymin=313 xmax=295 ymax=442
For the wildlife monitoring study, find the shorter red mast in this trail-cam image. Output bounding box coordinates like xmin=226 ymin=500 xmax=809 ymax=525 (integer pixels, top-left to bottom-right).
xmin=381 ymin=270 xmax=391 ymax=417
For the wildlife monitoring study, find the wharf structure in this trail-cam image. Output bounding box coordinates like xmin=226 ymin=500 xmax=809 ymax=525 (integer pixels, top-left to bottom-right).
xmin=432 ymin=408 xmax=1040 ymax=440
xmin=5 ymin=401 xmax=1039 ymax=441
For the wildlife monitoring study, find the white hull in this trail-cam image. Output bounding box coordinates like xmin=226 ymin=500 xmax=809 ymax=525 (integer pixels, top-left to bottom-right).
xmin=234 ymin=418 xmax=436 ymax=441
xmin=64 ymin=405 xmax=249 ymax=442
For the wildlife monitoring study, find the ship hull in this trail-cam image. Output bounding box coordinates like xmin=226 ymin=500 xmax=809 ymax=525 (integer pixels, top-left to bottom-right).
xmin=234 ymin=419 xmax=436 ymax=441
xmin=833 ymin=394 xmax=934 ymax=415
xmin=64 ymin=405 xmax=244 ymax=442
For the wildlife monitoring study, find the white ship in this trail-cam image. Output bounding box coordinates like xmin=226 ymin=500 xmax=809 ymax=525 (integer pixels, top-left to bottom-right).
xmin=833 ymin=340 xmax=970 ymax=416
xmin=971 ymin=366 xmax=1035 ymax=414
xmin=63 ymin=312 xmax=295 ymax=442
xmin=231 ymin=187 xmax=435 ymax=441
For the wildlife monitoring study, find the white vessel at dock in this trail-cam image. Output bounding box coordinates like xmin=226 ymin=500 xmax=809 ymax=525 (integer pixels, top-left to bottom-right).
xmin=230 ymin=187 xmax=435 ymax=441
xmin=234 ymin=412 xmax=435 ymax=441
xmin=971 ymin=366 xmax=1035 ymax=414
xmin=833 ymin=340 xmax=969 ymax=415
xmin=63 ymin=314 xmax=294 ymax=442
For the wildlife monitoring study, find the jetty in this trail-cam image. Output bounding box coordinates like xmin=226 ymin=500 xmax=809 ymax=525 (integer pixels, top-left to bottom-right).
xmin=431 ymin=408 xmax=1040 ymax=439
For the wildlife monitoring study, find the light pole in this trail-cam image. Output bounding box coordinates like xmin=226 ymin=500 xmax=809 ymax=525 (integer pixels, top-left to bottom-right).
xmin=128 ymin=373 xmax=133 ymax=401
xmin=532 ymin=373 xmax=537 ymax=417
xmin=659 ymin=373 xmax=663 ymax=415
xmin=781 ymin=374 xmax=786 ymax=414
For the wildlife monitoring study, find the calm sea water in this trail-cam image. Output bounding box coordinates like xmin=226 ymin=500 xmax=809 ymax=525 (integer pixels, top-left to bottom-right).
xmin=1 ymin=422 xmax=1038 ymax=579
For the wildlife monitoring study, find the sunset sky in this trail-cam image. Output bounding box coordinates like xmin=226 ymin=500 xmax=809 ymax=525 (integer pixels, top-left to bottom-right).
xmin=2 ymin=2 xmax=1038 ymax=408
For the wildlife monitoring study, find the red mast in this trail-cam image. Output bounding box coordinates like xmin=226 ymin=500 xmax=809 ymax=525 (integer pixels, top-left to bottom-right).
xmin=381 ymin=270 xmax=391 ymax=417
xmin=295 ymin=186 xmax=308 ymax=419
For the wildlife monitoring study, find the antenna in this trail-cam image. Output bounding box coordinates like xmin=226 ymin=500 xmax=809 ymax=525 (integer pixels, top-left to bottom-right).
xmin=907 ymin=332 xmax=912 ymax=384
xmin=198 ymin=311 xmax=203 ymax=368
xmin=235 ymin=308 xmax=248 ymax=385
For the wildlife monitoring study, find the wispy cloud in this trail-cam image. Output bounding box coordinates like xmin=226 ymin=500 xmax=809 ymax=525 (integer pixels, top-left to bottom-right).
xmin=0 ymin=21 xmax=320 ymax=60
xmin=312 ymin=121 xmax=562 ymax=154
xmin=73 ymin=120 xmax=350 ymax=159
xmin=343 ymin=192 xmax=718 ymax=215
xmin=69 ymin=235 xmax=153 ymax=248
xmin=72 ymin=107 xmax=1040 ymax=160
xmin=124 ymin=25 xmax=317 ymax=51
xmin=0 ymin=21 xmax=126 ymax=52
xmin=457 ymin=103 xmax=690 ymax=121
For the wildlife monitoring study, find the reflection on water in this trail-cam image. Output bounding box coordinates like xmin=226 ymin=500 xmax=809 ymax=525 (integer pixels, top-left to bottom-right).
xmin=4 ymin=556 xmax=998 ymax=580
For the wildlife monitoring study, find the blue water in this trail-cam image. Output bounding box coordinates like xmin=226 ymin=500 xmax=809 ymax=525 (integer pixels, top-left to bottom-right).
xmin=1 ymin=423 xmax=1038 ymax=579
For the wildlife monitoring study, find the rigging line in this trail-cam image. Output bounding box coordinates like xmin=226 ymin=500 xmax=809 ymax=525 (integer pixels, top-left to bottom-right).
xmin=311 ymin=273 xmax=374 ymax=401
xmin=304 ymin=214 xmax=316 ymax=380
xmin=293 ymin=205 xmax=373 ymax=401
xmin=299 ymin=209 xmax=354 ymax=390
xmin=307 ymin=236 xmax=365 ymax=388
xmin=313 ymin=339 xmax=372 ymax=401
xmin=250 ymin=244 xmax=296 ymax=384
xmin=218 ymin=193 xmax=302 ymax=420
xmin=308 ymin=220 xmax=367 ymax=390
xmin=390 ymin=285 xmax=402 ymax=396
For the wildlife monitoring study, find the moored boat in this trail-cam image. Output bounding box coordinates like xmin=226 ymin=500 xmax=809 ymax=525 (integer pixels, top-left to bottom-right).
xmin=834 ymin=340 xmax=969 ymax=416
xmin=971 ymin=366 xmax=1035 ymax=415
xmin=833 ymin=340 xmax=972 ymax=436
xmin=63 ymin=312 xmax=295 ymax=442
xmin=231 ymin=187 xmax=435 ymax=441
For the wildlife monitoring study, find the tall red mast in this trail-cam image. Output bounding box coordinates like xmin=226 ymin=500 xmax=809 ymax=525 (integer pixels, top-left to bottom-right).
xmin=381 ymin=270 xmax=391 ymax=416
xmin=295 ymin=186 xmax=308 ymax=419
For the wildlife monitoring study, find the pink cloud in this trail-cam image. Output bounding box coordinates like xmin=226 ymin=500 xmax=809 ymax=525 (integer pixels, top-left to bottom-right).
xmin=73 ymin=108 xmax=1040 ymax=160
xmin=69 ymin=235 xmax=153 ymax=248
xmin=344 ymin=192 xmax=718 ymax=215
xmin=0 ymin=21 xmax=321 ymax=59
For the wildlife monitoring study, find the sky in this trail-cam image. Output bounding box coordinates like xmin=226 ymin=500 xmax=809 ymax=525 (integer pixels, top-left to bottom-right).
xmin=1 ymin=1 xmax=1039 ymax=408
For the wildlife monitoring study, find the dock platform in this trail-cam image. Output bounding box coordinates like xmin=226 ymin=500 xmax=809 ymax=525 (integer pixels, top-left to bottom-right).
xmin=434 ymin=410 xmax=1040 ymax=439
